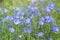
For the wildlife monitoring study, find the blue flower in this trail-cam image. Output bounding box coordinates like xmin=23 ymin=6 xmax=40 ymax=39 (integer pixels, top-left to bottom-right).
xmin=16 ymin=9 xmax=22 ymax=15
xmin=13 ymin=19 xmax=20 ymax=25
xmin=20 ymin=20 xmax=24 ymax=25
xmin=40 ymin=8 xmax=45 ymax=11
xmin=20 ymin=16 xmax=24 ymax=20
xmin=40 ymin=17 xmax=45 ymax=21
xmin=46 ymin=6 xmax=51 ymax=12
xmin=9 ymin=27 xmax=15 ymax=33
xmin=49 ymin=3 xmax=55 ymax=10
xmin=23 ymin=28 xmax=32 ymax=33
xmin=1 ymin=18 xmax=7 ymax=22
xmin=45 ymin=15 xmax=51 ymax=23
xmin=25 ymin=18 xmax=30 ymax=23
xmin=52 ymin=24 xmax=59 ymax=33
xmin=48 ymin=38 xmax=52 ymax=40
xmin=27 ymin=28 xmax=32 ymax=33
xmin=30 ymin=7 xmax=37 ymax=12
xmin=45 ymin=15 xmax=50 ymax=19
xmin=17 ymin=11 xmax=24 ymax=16
xmin=34 ymin=4 xmax=38 ymax=7
xmin=23 ymin=29 xmax=27 ymax=33
xmin=25 ymin=18 xmax=31 ymax=26
xmin=13 ymin=15 xmax=20 ymax=19
xmin=12 ymin=7 xmax=20 ymax=11
xmin=2 ymin=8 xmax=9 ymax=13
xmin=30 ymin=14 xmax=34 ymax=19
xmin=39 ymin=17 xmax=45 ymax=25
xmin=27 ymin=5 xmax=31 ymax=9
xmin=45 ymin=15 xmax=54 ymax=23
xmin=39 ymin=21 xmax=44 ymax=25
xmin=6 ymin=16 xmax=14 ymax=21
xmin=25 ymin=8 xmax=29 ymax=12
xmin=50 ymin=17 xmax=54 ymax=22
xmin=38 ymin=32 xmax=44 ymax=37
xmin=46 ymin=3 xmax=55 ymax=12
xmin=28 ymin=6 xmax=38 ymax=12
xmin=26 ymin=23 xmax=31 ymax=26
xmin=36 ymin=12 xmax=41 ymax=16
xmin=32 ymin=0 xmax=37 ymax=3
xmin=40 ymin=0 xmax=44 ymax=3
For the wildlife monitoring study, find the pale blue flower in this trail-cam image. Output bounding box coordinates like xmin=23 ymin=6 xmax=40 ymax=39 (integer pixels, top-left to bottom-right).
xmin=39 ymin=21 xmax=44 ymax=25
xmin=39 ymin=17 xmax=45 ymax=25
xmin=3 ymin=8 xmax=9 ymax=13
xmin=40 ymin=0 xmax=44 ymax=3
xmin=30 ymin=14 xmax=34 ymax=19
xmin=23 ymin=28 xmax=32 ymax=33
xmin=52 ymin=24 xmax=59 ymax=33
xmin=34 ymin=4 xmax=38 ymax=7
xmin=13 ymin=19 xmax=20 ymax=25
xmin=9 ymin=27 xmax=15 ymax=33
xmin=46 ymin=6 xmax=51 ymax=12
xmin=32 ymin=0 xmax=37 ymax=3
xmin=36 ymin=12 xmax=41 ymax=16
xmin=45 ymin=15 xmax=54 ymax=23
xmin=20 ymin=20 xmax=24 ymax=25
xmin=23 ymin=29 xmax=27 ymax=33
xmin=38 ymin=32 xmax=44 ymax=37
xmin=46 ymin=3 xmax=55 ymax=12
xmin=13 ymin=15 xmax=20 ymax=19
xmin=1 ymin=18 xmax=7 ymax=22
xmin=25 ymin=18 xmax=31 ymax=26
xmin=30 ymin=7 xmax=37 ymax=12
xmin=49 ymin=3 xmax=55 ymax=10
xmin=20 ymin=16 xmax=24 ymax=20
xmin=40 ymin=8 xmax=45 ymax=11
xmin=17 ymin=11 xmax=24 ymax=16
xmin=6 ymin=16 xmax=14 ymax=21
xmin=12 ymin=7 xmax=20 ymax=11
xmin=27 ymin=5 xmax=31 ymax=9
xmin=40 ymin=17 xmax=45 ymax=21
xmin=48 ymin=38 xmax=52 ymax=40
xmin=27 ymin=29 xmax=32 ymax=33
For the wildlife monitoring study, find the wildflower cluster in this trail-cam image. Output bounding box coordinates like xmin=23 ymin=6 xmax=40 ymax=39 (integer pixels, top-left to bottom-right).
xmin=0 ymin=0 xmax=60 ymax=40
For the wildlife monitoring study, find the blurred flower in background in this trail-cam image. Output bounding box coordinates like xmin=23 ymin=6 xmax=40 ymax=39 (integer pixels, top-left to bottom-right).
xmin=48 ymin=38 xmax=52 ymax=40
xmin=13 ymin=19 xmax=20 ymax=25
xmin=31 ymin=0 xmax=37 ymax=3
xmin=45 ymin=15 xmax=54 ymax=23
xmin=1 ymin=18 xmax=7 ymax=22
xmin=25 ymin=18 xmax=31 ymax=26
xmin=38 ymin=32 xmax=44 ymax=37
xmin=3 ymin=8 xmax=9 ymax=13
xmin=9 ymin=27 xmax=15 ymax=33
xmin=39 ymin=17 xmax=45 ymax=25
xmin=52 ymin=24 xmax=59 ymax=33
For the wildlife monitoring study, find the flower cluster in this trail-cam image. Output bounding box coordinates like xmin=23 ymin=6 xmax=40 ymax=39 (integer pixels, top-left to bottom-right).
xmin=0 ymin=0 xmax=60 ymax=40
